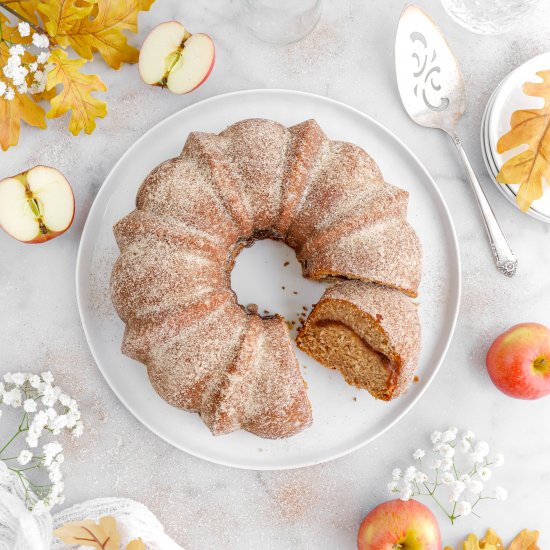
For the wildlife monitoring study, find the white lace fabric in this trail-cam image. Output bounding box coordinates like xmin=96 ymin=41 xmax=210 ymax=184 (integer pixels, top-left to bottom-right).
xmin=0 ymin=465 xmax=183 ymax=550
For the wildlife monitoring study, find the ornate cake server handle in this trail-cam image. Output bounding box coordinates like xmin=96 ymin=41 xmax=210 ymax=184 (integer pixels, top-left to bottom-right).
xmin=450 ymin=133 xmax=518 ymax=277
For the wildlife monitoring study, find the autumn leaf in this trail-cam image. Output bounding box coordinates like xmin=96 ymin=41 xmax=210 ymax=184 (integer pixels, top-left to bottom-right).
xmin=46 ymin=47 xmax=107 ymax=135
xmin=449 ymin=528 xmax=539 ymax=550
xmin=54 ymin=516 xmax=121 ymax=550
xmin=126 ymin=538 xmax=147 ymax=550
xmin=1 ymin=0 xmax=41 ymax=24
xmin=496 ymin=70 xmax=550 ymax=212
xmin=55 ymin=0 xmax=155 ymax=69
xmin=0 ymin=15 xmax=46 ymax=150
xmin=483 ymin=529 xmax=504 ymax=549
xmin=508 ymin=529 xmax=540 ymax=550
xmin=37 ymin=0 xmax=96 ymax=44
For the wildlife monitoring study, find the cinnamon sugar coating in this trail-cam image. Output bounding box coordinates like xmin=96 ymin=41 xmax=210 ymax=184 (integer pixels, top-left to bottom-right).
xmin=111 ymin=118 xmax=422 ymax=439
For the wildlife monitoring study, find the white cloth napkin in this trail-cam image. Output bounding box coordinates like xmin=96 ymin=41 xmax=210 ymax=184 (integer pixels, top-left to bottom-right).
xmin=0 ymin=464 xmax=183 ymax=550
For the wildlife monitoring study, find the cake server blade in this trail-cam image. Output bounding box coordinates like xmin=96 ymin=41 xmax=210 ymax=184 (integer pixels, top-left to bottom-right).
xmin=395 ymin=4 xmax=518 ymax=277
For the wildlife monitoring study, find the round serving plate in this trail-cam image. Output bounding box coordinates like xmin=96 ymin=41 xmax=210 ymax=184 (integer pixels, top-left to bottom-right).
xmin=481 ymin=52 xmax=550 ymax=223
xmin=76 ymin=89 xmax=461 ymax=470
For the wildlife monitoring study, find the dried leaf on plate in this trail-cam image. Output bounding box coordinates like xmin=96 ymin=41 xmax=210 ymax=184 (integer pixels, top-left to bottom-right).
xmin=496 ymin=70 xmax=550 ymax=212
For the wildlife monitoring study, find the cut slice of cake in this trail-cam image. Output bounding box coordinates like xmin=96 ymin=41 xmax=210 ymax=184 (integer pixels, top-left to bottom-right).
xmin=296 ymin=280 xmax=421 ymax=400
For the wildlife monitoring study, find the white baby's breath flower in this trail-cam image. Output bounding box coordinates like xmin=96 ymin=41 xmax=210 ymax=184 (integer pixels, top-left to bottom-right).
xmin=37 ymin=51 xmax=50 ymax=65
xmin=468 ymin=479 xmax=483 ymax=495
xmin=3 ymin=388 xmax=22 ymax=408
xmin=459 ymin=474 xmax=470 ymax=484
xmin=430 ymin=431 xmax=442 ymax=445
xmin=474 ymin=441 xmax=490 ymax=458
xmin=456 ymin=500 xmax=472 ymax=517
xmin=403 ymin=466 xmax=416 ymax=482
xmin=442 ymin=429 xmax=457 ymax=443
xmin=32 ymin=33 xmax=49 ymax=48
xmin=387 ymin=480 xmax=399 ymax=492
xmin=440 ymin=457 xmax=453 ymax=471
xmin=438 ymin=444 xmax=455 ymax=459
xmin=17 ymin=450 xmax=33 ymax=465
xmin=462 ymin=430 xmax=475 ymax=441
xmin=23 ymin=399 xmax=37 ymax=413
xmin=428 ymin=458 xmax=441 ymax=470
xmin=450 ymin=480 xmax=465 ymax=499
xmin=28 ymin=374 xmax=41 ymax=389
xmin=9 ymin=45 xmax=25 ymax=57
xmin=458 ymin=438 xmax=471 ymax=452
xmin=26 ymin=434 xmax=38 ymax=448
xmin=3 ymin=373 xmax=13 ymax=384
xmin=415 ymin=471 xmax=428 ymax=483
xmin=478 ymin=466 xmax=492 ymax=482
xmin=413 ymin=449 xmax=425 ymax=460
xmin=493 ymin=453 xmax=504 ymax=467
xmin=16 ymin=82 xmax=28 ymax=94
xmin=494 ymin=486 xmax=508 ymax=501
xmin=18 ymin=22 xmax=31 ymax=37
xmin=41 ymin=371 xmax=54 ymax=384
xmin=400 ymin=485 xmax=413 ymax=501
xmin=441 ymin=471 xmax=455 ymax=485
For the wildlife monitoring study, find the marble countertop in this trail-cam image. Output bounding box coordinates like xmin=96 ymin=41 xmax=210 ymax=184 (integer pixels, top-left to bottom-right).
xmin=2 ymin=0 xmax=550 ymax=547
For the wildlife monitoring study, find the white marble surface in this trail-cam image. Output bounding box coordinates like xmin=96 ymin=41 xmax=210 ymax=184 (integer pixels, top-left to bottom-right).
xmin=2 ymin=0 xmax=550 ymax=547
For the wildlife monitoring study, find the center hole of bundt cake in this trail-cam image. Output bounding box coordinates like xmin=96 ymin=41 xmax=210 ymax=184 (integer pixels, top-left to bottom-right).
xmin=230 ymin=239 xmax=326 ymax=333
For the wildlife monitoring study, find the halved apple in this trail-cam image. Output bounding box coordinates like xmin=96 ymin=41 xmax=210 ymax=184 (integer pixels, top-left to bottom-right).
xmin=0 ymin=166 xmax=75 ymax=244
xmin=139 ymin=21 xmax=215 ymax=94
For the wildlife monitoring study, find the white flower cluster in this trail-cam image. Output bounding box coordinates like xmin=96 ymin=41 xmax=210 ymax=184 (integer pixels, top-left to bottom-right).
xmin=388 ymin=427 xmax=506 ymax=524
xmin=0 ymin=22 xmax=50 ymax=101
xmin=0 ymin=371 xmax=83 ymax=514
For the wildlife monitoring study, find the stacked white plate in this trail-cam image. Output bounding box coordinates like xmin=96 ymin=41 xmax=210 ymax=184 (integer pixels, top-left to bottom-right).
xmin=481 ymin=52 xmax=550 ymax=223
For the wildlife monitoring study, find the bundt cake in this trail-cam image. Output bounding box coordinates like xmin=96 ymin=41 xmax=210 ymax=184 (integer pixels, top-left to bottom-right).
xmin=296 ymin=281 xmax=421 ymax=401
xmin=110 ymin=118 xmax=422 ymax=439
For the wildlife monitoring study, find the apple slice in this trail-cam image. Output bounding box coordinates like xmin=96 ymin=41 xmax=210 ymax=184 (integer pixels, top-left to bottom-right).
xmin=139 ymin=21 xmax=215 ymax=94
xmin=0 ymin=166 xmax=75 ymax=244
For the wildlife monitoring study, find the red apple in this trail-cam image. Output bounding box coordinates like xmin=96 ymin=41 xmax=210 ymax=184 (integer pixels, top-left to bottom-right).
xmin=139 ymin=21 xmax=215 ymax=94
xmin=358 ymin=499 xmax=441 ymax=550
xmin=0 ymin=166 xmax=75 ymax=243
xmin=486 ymin=322 xmax=550 ymax=399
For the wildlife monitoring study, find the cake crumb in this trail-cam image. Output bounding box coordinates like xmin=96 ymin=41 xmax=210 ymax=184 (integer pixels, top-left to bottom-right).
xmin=413 ymin=375 xmax=419 ymax=382
xmin=293 ymin=291 xmax=298 ymax=295
xmin=282 ymin=286 xmax=286 ymax=290
xmin=353 ymin=397 xmax=357 ymax=401
xmin=302 ymin=306 xmax=308 ymax=311
xmin=246 ymin=303 xmax=259 ymax=314
xmin=264 ymin=309 xmax=270 ymax=314
xmin=283 ymin=261 xmax=290 ymax=267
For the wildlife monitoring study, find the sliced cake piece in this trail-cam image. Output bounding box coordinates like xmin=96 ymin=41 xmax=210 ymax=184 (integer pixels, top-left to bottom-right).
xmin=296 ymin=281 xmax=421 ymax=401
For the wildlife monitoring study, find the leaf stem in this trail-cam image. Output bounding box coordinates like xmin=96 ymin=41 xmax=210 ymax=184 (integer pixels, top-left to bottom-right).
xmin=0 ymin=2 xmax=49 ymax=39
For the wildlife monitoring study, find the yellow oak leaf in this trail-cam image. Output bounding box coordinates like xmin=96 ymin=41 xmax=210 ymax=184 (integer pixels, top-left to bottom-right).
xmin=1 ymin=0 xmax=41 ymax=24
xmin=0 ymin=16 xmax=46 ymax=150
xmin=508 ymin=529 xmax=540 ymax=550
xmin=37 ymin=0 xmax=97 ymax=45
xmin=54 ymin=516 xmax=121 ymax=550
xmin=126 ymin=538 xmax=147 ymax=550
xmin=60 ymin=0 xmax=156 ymax=69
xmin=496 ymin=70 xmax=550 ymax=212
xmin=45 ymin=48 xmax=107 ymax=135
xmin=482 ymin=529 xmax=504 ymax=549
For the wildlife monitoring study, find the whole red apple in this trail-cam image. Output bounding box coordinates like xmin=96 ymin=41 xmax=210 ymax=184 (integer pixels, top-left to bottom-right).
xmin=486 ymin=322 xmax=550 ymax=400
xmin=357 ymin=499 xmax=441 ymax=550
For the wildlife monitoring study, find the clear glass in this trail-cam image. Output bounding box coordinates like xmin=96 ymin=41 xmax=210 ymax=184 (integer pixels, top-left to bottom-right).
xmin=441 ymin=0 xmax=540 ymax=35
xmin=245 ymin=0 xmax=323 ymax=45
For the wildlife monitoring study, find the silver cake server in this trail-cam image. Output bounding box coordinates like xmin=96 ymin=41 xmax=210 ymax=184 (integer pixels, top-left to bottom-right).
xmin=395 ymin=4 xmax=518 ymax=277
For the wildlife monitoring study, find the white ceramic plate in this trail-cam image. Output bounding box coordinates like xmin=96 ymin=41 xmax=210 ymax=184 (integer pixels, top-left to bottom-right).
xmin=480 ymin=52 xmax=550 ymax=223
xmin=76 ymin=89 xmax=460 ymax=470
